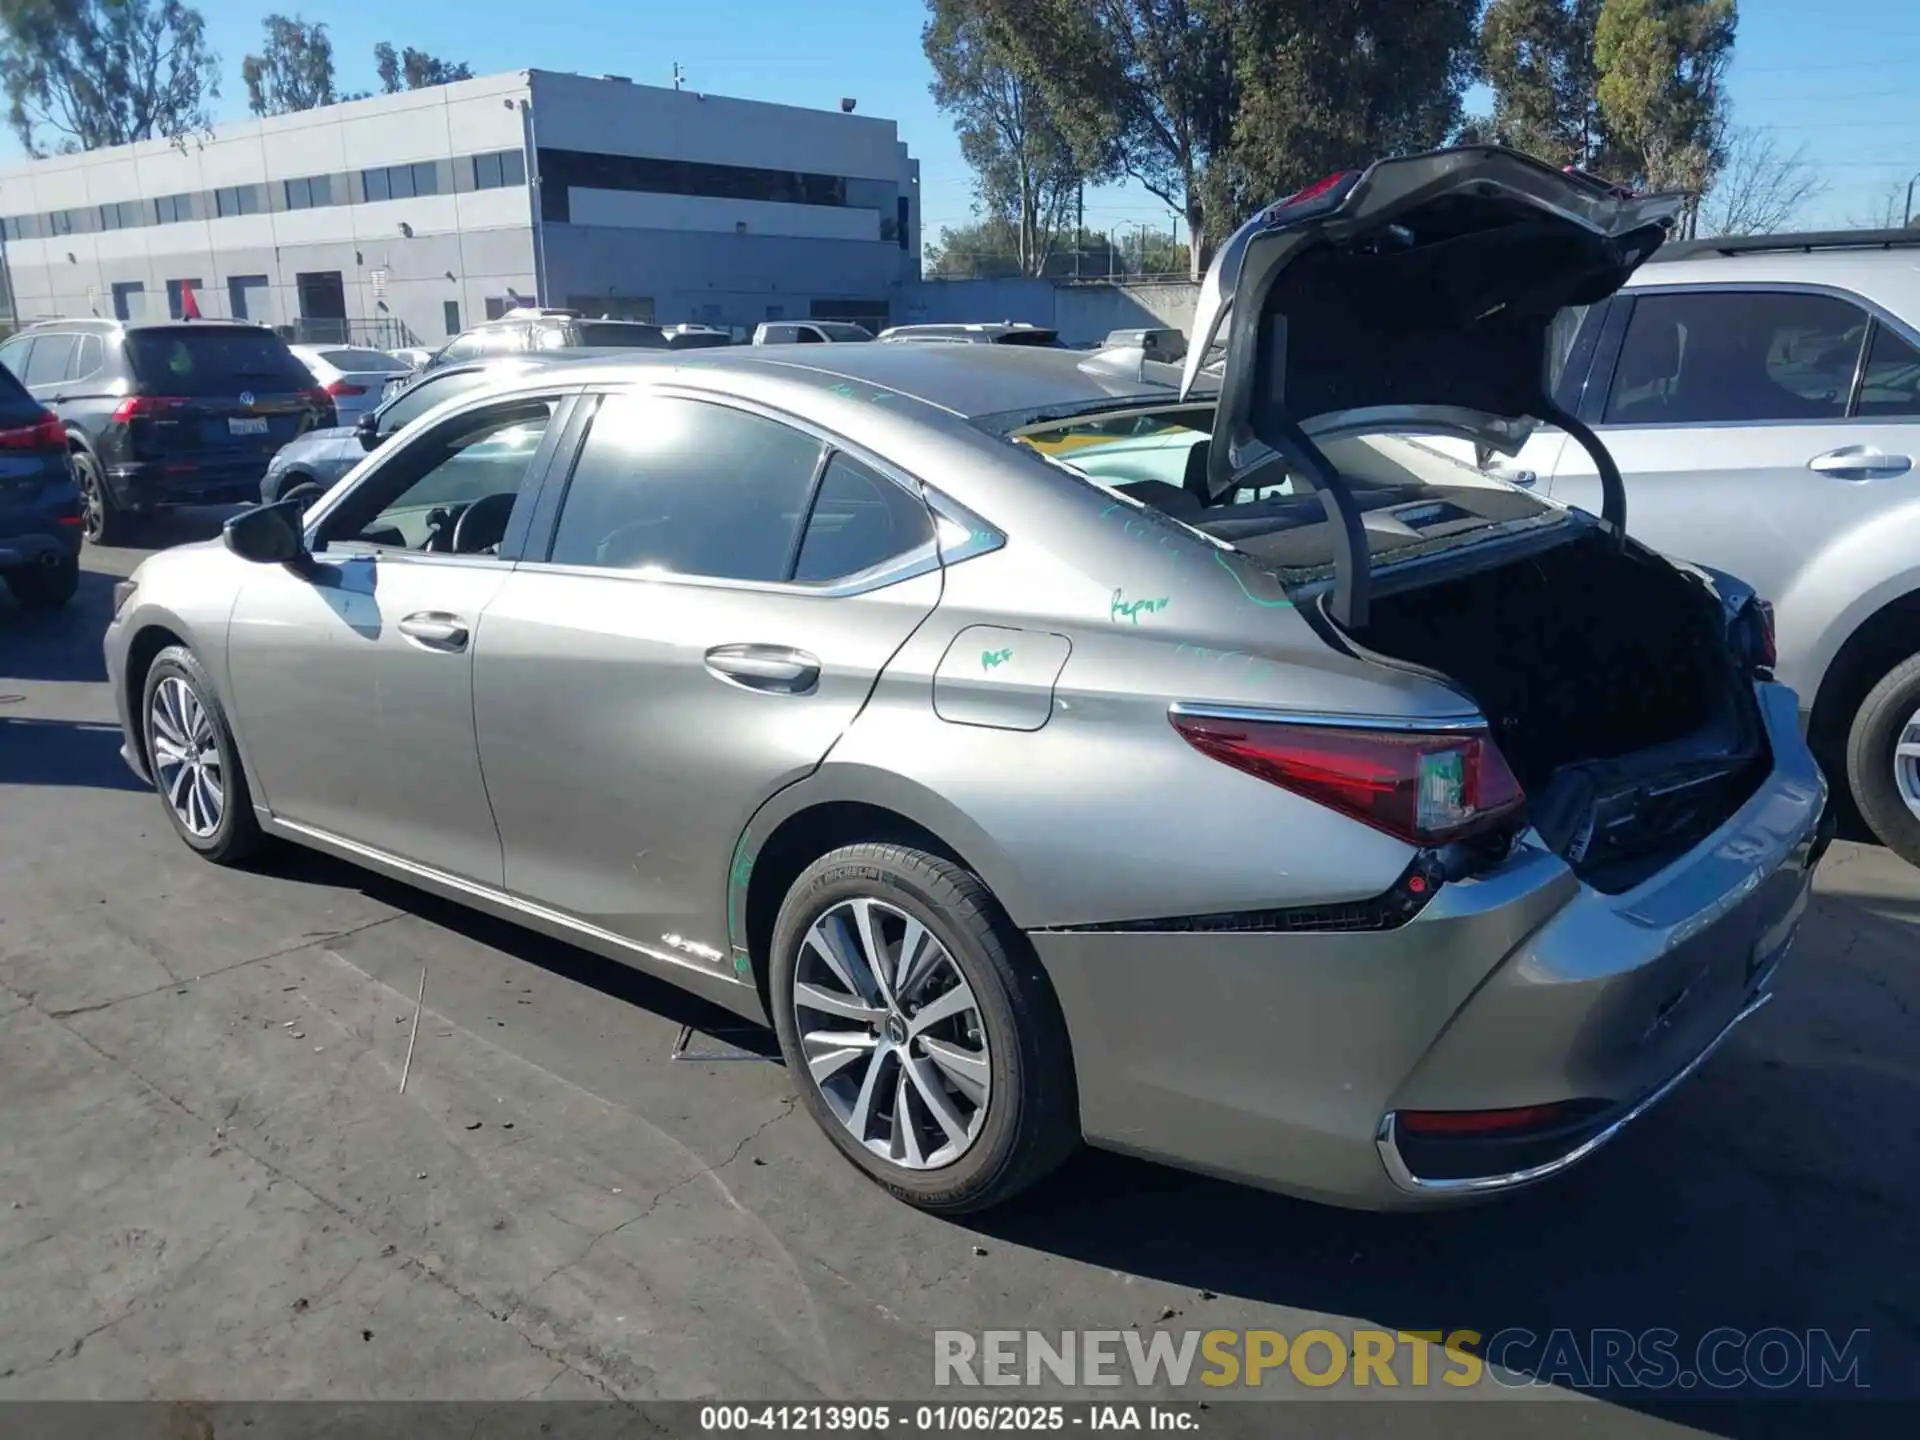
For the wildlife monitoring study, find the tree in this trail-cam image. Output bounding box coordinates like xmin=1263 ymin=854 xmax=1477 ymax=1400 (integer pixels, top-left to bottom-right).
xmin=241 ymin=15 xmax=336 ymax=117
xmin=1697 ymin=126 xmax=1824 ymax=236
xmin=924 ymin=0 xmax=1104 ymax=278
xmin=1478 ymin=0 xmax=1610 ymax=167
xmin=0 ymin=0 xmax=219 ymax=155
xmin=924 ymin=219 xmax=1027 ymax=278
xmin=374 ymin=42 xmax=472 ymax=94
xmin=1594 ymin=0 xmax=1736 ymax=236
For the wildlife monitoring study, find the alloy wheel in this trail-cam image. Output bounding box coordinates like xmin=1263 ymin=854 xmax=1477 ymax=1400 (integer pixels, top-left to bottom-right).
xmin=1897 ymin=705 xmax=1920 ymax=825
xmin=790 ymin=897 xmax=991 ymax=1169
xmin=80 ymin=466 xmax=105 ymax=542
xmin=150 ymin=675 xmax=225 ymax=838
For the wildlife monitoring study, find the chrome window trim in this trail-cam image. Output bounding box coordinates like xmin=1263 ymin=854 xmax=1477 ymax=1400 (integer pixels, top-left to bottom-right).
xmin=1167 ymin=701 xmax=1487 ymax=732
xmin=1598 ymin=280 xmax=1920 ymax=431
xmin=512 ymin=380 xmax=1002 ymax=598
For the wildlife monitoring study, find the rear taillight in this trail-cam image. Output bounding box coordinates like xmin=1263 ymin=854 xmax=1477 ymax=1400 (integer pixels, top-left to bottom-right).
xmin=298 ymin=387 xmax=332 ymax=409
xmin=322 ymin=379 xmax=365 ymax=398
xmin=1170 ymin=711 xmax=1525 ymax=846
xmin=1262 ymin=170 xmax=1361 ymax=225
xmin=1754 ymin=599 xmax=1777 ymax=672
xmin=1397 ymin=1102 xmax=1584 ymax=1137
xmin=111 ymin=395 xmax=188 ymax=423
xmin=0 ymin=411 xmax=65 ymax=450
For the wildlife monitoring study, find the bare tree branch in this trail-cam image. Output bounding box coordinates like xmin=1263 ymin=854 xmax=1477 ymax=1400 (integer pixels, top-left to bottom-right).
xmin=1698 ymin=127 xmax=1826 ymax=237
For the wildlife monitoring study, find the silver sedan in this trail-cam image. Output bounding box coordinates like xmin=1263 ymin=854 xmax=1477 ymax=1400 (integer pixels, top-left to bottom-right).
xmin=105 ymin=149 xmax=1831 ymax=1213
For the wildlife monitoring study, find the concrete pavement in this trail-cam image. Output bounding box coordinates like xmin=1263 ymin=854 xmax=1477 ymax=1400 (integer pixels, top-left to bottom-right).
xmin=2 ymin=521 xmax=1914 ymax=1435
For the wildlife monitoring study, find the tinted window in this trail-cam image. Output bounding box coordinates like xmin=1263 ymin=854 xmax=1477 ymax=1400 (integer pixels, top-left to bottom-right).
xmin=0 ymin=336 xmax=30 ymax=379
xmin=1855 ymin=324 xmax=1920 ymax=418
xmin=72 ymin=335 xmax=104 ymax=378
xmin=124 ymin=329 xmax=313 ymax=395
xmin=23 ymin=333 xmax=76 ymax=386
xmin=795 ymin=327 xmax=824 ymax=344
xmin=549 ymin=394 xmax=822 ymax=580
xmin=793 ymin=454 xmax=934 ymax=582
xmin=574 ymin=321 xmax=666 ymax=348
xmin=338 ymin=403 xmax=552 ymax=552
xmin=377 ymin=369 xmax=493 ymax=435
xmin=1607 ymin=291 xmax=1866 ymax=425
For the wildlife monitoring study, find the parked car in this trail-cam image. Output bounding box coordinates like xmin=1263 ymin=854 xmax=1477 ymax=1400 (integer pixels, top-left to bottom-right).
xmin=0 ymin=319 xmax=332 ymax=545
xmin=752 ymin=320 xmax=875 ymax=345
xmin=262 ymin=350 xmax=623 ymax=511
xmin=662 ymin=324 xmax=735 ymax=350
xmin=289 ymin=345 xmax=413 ymax=429
xmin=0 ymin=360 xmax=83 ymax=609
xmin=390 ymin=346 xmax=436 ymax=372
xmin=876 ymin=322 xmax=1064 ymax=347
xmin=416 ymin=311 xmax=669 ymax=379
xmin=1482 ymin=227 xmax=1920 ymax=865
xmin=106 ymin=148 xmax=1830 ymax=1217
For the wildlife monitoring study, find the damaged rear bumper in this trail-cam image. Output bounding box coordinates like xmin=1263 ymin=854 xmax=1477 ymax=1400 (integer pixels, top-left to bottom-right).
xmin=1031 ymin=681 xmax=1830 ymax=1210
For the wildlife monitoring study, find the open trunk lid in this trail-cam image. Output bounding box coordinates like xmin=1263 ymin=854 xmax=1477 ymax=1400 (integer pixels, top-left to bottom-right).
xmin=1182 ymin=146 xmax=1681 ymax=626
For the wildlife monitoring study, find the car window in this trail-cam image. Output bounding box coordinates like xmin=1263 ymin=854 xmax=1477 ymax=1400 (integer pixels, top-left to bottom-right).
xmin=123 ymin=328 xmax=314 ymax=395
xmin=1606 ymin=291 xmax=1866 ymax=425
xmin=376 ymin=369 xmax=493 ymax=435
xmin=0 ymin=335 xmax=30 ymax=378
xmin=71 ymin=334 xmax=104 ymax=379
xmin=331 ymin=401 xmax=553 ymax=554
xmin=548 ymin=393 xmax=823 ymax=581
xmin=1855 ymin=324 xmax=1920 ymax=419
xmin=23 ymin=333 xmax=76 ymax=387
xmin=795 ymin=327 xmax=824 ymax=344
xmin=574 ymin=321 xmax=666 ymax=348
xmin=792 ymin=453 xmax=935 ymax=582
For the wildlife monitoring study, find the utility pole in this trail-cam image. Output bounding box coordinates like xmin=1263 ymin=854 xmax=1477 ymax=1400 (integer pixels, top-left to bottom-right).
xmin=1905 ymin=169 xmax=1920 ymax=227
xmin=672 ymin=62 xmax=685 ymax=92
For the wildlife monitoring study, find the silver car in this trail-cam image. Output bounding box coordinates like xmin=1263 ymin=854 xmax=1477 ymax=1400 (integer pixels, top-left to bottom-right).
xmin=288 ymin=344 xmax=414 ymax=428
xmin=1492 ymin=229 xmax=1920 ymax=868
xmin=105 ymin=149 xmax=1831 ymax=1214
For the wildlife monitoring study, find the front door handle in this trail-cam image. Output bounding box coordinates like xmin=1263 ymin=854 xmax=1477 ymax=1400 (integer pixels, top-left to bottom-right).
xmin=705 ymin=643 xmax=820 ymax=694
xmin=397 ymin=611 xmax=470 ymax=650
xmin=1808 ymin=447 xmax=1912 ymax=480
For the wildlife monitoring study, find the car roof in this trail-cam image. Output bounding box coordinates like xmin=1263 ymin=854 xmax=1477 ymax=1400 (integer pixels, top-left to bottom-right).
xmin=1628 ymin=232 xmax=1920 ymax=309
xmin=540 ymin=342 xmax=1191 ymax=422
xmin=18 ymin=318 xmax=277 ymax=335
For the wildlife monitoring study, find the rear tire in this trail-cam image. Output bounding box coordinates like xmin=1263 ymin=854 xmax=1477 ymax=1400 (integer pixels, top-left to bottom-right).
xmin=769 ymin=843 xmax=1079 ymax=1214
xmin=141 ymin=645 xmax=267 ymax=866
xmin=4 ymin=556 xmax=79 ymax=611
xmin=1846 ymin=652 xmax=1920 ymax=869
xmin=73 ymin=450 xmax=131 ymax=546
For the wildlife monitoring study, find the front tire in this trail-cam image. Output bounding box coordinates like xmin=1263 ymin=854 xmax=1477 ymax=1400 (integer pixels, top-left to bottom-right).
xmin=73 ymin=450 xmax=130 ymax=546
xmin=769 ymin=843 xmax=1079 ymax=1213
xmin=141 ymin=645 xmax=266 ymax=865
xmin=4 ymin=555 xmax=79 ymax=610
xmin=1847 ymin=652 xmax=1920 ymax=869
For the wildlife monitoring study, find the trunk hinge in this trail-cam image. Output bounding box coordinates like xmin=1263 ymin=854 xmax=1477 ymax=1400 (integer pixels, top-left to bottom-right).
xmin=1537 ymin=398 xmax=1627 ymax=542
xmin=1253 ymin=412 xmax=1372 ymax=628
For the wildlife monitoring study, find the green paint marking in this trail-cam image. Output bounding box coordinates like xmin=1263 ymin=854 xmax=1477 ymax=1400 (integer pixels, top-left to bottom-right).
xmin=868 ymin=389 xmax=896 ymax=403
xmin=1110 ymin=588 xmax=1170 ymax=624
xmin=980 ymin=647 xmax=1014 ymax=671
xmin=829 ymin=382 xmax=858 ymax=398
xmin=732 ymin=952 xmax=752 ymax=976
xmin=729 ymin=842 xmax=754 ymax=892
xmin=969 ymin=529 xmax=996 ymax=546
xmin=1212 ymin=549 xmax=1295 ymax=608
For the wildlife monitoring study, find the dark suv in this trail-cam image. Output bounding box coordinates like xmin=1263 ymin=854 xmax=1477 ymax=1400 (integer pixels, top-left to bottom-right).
xmin=0 ymin=359 xmax=82 ymax=609
xmin=0 ymin=319 xmax=332 ymax=545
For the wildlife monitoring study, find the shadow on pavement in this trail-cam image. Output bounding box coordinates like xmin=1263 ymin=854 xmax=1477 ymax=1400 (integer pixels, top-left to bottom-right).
xmin=0 ymin=568 xmax=116 ymax=683
xmin=0 ymin=715 xmax=148 ymax=790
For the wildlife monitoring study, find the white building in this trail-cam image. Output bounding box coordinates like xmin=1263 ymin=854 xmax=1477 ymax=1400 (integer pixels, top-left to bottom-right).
xmin=0 ymin=70 xmax=920 ymax=344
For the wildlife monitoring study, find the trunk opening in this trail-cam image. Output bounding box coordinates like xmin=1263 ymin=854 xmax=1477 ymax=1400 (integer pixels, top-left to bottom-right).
xmin=1341 ymin=530 xmax=1770 ymax=893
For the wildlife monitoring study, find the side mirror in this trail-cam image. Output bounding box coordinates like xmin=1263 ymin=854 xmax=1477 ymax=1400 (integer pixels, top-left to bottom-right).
xmin=356 ymin=409 xmax=382 ymax=451
xmin=224 ymin=499 xmax=312 ymax=570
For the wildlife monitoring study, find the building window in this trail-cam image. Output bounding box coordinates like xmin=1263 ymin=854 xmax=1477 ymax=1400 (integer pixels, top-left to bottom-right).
xmin=443 ymin=300 xmax=462 ymax=336
xmin=362 ymin=162 xmax=440 ymax=204
xmin=2 ymin=214 xmax=40 ymax=241
xmin=98 ymin=199 xmax=146 ymax=231
xmin=283 ymin=174 xmax=333 ymax=210
xmin=46 ymin=209 xmax=77 ymax=237
xmin=111 ymin=281 xmax=146 ymax=322
xmin=166 ymin=278 xmax=205 ymax=319
xmin=484 ymin=297 xmax=512 ymax=321
xmin=154 ymin=192 xmax=194 ymax=225
xmin=214 ymin=185 xmax=264 ymax=218
xmin=472 ymin=149 xmax=526 ymax=191
xmin=535 ymin=147 xmax=852 ymax=225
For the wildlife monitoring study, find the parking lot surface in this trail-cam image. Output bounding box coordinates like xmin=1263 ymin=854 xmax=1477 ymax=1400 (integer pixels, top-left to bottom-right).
xmin=2 ymin=521 xmax=1914 ymax=1435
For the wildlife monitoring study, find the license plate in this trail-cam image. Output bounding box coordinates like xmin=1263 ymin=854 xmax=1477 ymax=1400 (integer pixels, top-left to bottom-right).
xmin=229 ymin=416 xmax=269 ymax=436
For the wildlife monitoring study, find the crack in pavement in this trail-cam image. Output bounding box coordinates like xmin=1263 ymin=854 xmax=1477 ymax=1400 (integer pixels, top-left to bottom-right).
xmin=520 ymin=1095 xmax=802 ymax=1305
xmin=41 ymin=914 xmax=404 ymax=1020
xmin=15 ymin=996 xmax=630 ymax=1401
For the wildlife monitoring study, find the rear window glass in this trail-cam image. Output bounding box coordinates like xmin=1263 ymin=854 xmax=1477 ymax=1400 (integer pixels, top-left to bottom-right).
xmin=996 ymin=329 xmax=1062 ymax=348
xmin=319 ymin=348 xmax=409 ymax=372
xmin=575 ymin=322 xmax=667 ymax=348
xmin=0 ymin=355 xmax=41 ymax=422
xmin=126 ymin=329 xmax=313 ymax=395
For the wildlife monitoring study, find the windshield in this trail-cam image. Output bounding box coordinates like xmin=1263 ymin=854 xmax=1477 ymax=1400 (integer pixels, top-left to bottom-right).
xmin=125 ymin=329 xmax=314 ymax=395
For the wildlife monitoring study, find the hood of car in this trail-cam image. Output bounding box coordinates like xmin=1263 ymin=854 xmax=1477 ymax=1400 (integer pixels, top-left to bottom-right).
xmin=1183 ymin=146 xmax=1681 ymax=503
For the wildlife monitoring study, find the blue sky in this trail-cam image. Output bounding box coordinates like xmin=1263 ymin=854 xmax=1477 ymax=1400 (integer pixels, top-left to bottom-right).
xmin=6 ymin=0 xmax=1918 ymax=235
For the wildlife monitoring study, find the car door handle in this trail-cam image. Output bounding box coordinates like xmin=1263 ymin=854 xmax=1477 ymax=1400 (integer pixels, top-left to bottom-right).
xmin=705 ymin=644 xmax=820 ymax=694
xmin=1808 ymin=447 xmax=1912 ymax=480
xmin=397 ymin=611 xmax=470 ymax=650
